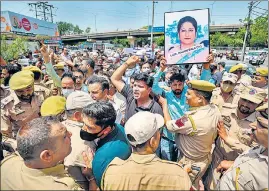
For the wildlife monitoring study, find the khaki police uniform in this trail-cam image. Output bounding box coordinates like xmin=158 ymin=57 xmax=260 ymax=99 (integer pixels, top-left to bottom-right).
xmin=166 ymin=104 xmax=222 ymax=186
xmin=101 ymin=153 xmax=192 ymax=190
xmin=34 ymin=82 xmax=51 ymax=100
xmin=1 ymin=152 xmax=82 ymax=190
xmin=211 ymin=87 xmax=241 ymax=111
xmin=218 ymin=146 xmax=268 ymax=190
xmin=45 ymin=79 xmax=62 ymax=96
xmin=205 ymin=86 xmax=267 ymax=190
xmin=62 ymin=119 xmax=96 ymax=190
xmin=0 ymin=85 xmax=10 ymax=99
xmin=205 ymin=104 xmax=258 ymax=190
xmin=1 ymin=91 xmax=42 ymax=139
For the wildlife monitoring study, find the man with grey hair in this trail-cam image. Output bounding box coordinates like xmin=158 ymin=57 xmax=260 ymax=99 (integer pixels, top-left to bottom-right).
xmin=1 ymin=117 xmax=82 ymax=190
xmin=62 ymin=91 xmax=96 ymax=190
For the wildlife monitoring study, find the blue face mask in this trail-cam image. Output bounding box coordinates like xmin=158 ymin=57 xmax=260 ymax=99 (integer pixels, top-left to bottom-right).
xmin=62 ymin=89 xmax=74 ymax=98
xmin=42 ymin=69 xmax=46 ymax=74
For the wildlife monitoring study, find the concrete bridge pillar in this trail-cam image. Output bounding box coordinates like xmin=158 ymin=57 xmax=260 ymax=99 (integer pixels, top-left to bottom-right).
xmin=127 ymin=36 xmax=136 ymax=48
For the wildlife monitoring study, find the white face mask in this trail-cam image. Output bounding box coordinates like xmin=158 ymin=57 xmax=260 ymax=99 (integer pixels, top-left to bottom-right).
xmin=62 ymin=89 xmax=74 ymax=98
xmin=141 ymin=68 xmax=150 ymax=73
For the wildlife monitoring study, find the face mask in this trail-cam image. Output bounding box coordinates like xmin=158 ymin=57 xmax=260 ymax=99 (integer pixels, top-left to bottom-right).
xmin=62 ymin=89 xmax=74 ymax=98
xmin=141 ymin=68 xmax=150 ymax=73
xmin=221 ymin=83 xmax=234 ymax=93
xmin=42 ymin=69 xmax=46 ymax=74
xmin=80 ymin=129 xmax=102 ymax=141
xmin=125 ymin=68 xmax=135 ymax=77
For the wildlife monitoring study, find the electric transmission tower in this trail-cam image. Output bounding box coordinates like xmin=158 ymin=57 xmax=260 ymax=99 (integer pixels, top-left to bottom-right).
xmin=28 ymin=2 xmax=57 ymax=23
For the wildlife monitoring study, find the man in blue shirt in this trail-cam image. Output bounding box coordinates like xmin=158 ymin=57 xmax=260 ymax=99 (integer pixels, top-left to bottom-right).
xmin=152 ymin=57 xmax=189 ymax=161
xmin=80 ymin=101 xmax=131 ymax=188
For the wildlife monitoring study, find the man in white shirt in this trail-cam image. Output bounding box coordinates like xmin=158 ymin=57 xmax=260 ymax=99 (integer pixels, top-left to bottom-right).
xmin=87 ymin=76 xmax=123 ymax=124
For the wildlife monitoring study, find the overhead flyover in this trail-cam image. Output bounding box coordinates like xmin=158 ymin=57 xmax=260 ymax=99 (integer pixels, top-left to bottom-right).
xmin=61 ymin=24 xmax=244 ymax=43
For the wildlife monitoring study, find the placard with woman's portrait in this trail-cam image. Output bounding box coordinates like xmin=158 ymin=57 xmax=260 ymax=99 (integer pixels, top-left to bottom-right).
xmin=165 ymin=8 xmax=210 ymax=65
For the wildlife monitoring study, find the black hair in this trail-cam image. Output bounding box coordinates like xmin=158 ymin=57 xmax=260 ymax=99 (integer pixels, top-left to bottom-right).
xmin=6 ymin=64 xmax=21 ymax=75
xmin=126 ymin=134 xmax=148 ymax=149
xmin=73 ymin=69 xmax=85 ymax=77
xmin=82 ymin=101 xmax=116 ymax=128
xmin=107 ymin=64 xmax=119 ymax=72
xmin=61 ymin=72 xmax=76 ymax=83
xmin=194 ymin=90 xmax=212 ymax=103
xmin=177 ymin=16 xmax=198 ymax=36
xmin=130 ymin=73 xmax=137 ymax=80
xmin=86 ymin=59 xmax=95 ymax=69
xmin=147 ymin=58 xmax=155 ymax=65
xmin=218 ymin=62 xmax=226 ymax=68
xmin=169 ymin=72 xmax=186 ymax=83
xmin=33 ymin=71 xmax=41 ymax=81
xmin=134 ymin=73 xmax=154 ymax=88
xmin=88 ymin=76 xmax=109 ymax=91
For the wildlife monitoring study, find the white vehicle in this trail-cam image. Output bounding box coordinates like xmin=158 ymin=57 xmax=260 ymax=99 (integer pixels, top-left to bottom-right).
xmin=245 ymin=50 xmax=265 ymax=65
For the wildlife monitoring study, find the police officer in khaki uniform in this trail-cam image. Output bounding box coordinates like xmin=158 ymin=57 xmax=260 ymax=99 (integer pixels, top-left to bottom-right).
xmin=0 ymin=117 xmax=82 ymax=190
xmin=217 ymin=104 xmax=268 ymax=190
xmin=163 ymin=80 xmax=222 ymax=188
xmin=1 ymin=71 xmax=43 ymax=139
xmin=63 ymin=91 xmax=96 ymax=190
xmin=229 ymin=64 xmax=252 ymax=94
xmin=205 ymin=86 xmax=267 ymax=190
xmin=22 ymin=65 xmax=51 ymax=100
xmin=101 ymin=111 xmax=192 ymax=190
xmin=40 ymin=95 xmax=66 ymax=118
xmin=0 ymin=84 xmax=10 ymax=99
xmin=251 ymin=67 xmax=268 ymax=89
xmin=211 ymin=72 xmax=240 ymax=111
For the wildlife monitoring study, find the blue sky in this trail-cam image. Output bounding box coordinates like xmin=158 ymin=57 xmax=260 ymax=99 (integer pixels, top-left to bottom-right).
xmin=2 ymin=1 xmax=268 ymax=32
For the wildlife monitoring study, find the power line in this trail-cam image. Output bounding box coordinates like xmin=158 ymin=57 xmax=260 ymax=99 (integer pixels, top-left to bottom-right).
xmin=253 ymin=6 xmax=268 ymax=11
xmin=28 ymin=2 xmax=57 ymax=23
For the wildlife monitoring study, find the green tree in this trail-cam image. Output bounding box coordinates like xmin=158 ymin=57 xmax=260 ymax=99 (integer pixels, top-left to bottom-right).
xmin=56 ymin=21 xmax=75 ymax=35
xmin=249 ymin=15 xmax=268 ymax=47
xmin=155 ymin=35 xmax=164 ymax=46
xmin=73 ymin=25 xmax=84 ymax=34
xmin=140 ymin=25 xmax=150 ymax=30
xmin=136 ymin=37 xmax=149 ymax=47
xmin=0 ymin=35 xmax=28 ymax=61
xmin=85 ymin=27 xmax=91 ymax=34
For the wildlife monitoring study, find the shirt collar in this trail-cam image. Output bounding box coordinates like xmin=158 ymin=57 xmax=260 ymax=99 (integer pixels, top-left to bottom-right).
xmin=97 ymin=123 xmax=119 ymax=148
xmin=22 ymin=163 xmax=66 ymax=177
xmin=234 ymin=110 xmax=257 ymax=122
xmin=130 ymin=153 xmax=157 ymax=164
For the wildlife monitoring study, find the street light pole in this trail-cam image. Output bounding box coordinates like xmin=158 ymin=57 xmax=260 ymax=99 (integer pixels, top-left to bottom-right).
xmin=147 ymin=6 xmax=149 ymax=27
xmin=150 ymin=1 xmax=156 ymax=57
xmin=241 ymin=1 xmax=254 ymax=61
xmin=210 ymin=1 xmax=215 ymax=24
xmin=95 ymin=14 xmax=97 ymax=33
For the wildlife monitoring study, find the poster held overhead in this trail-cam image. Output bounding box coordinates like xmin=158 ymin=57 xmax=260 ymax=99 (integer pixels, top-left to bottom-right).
xmin=164 ymin=8 xmax=210 ymax=65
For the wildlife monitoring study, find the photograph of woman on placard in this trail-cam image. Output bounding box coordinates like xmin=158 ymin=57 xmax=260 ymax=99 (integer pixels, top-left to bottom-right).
xmin=165 ymin=8 xmax=210 ymax=65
